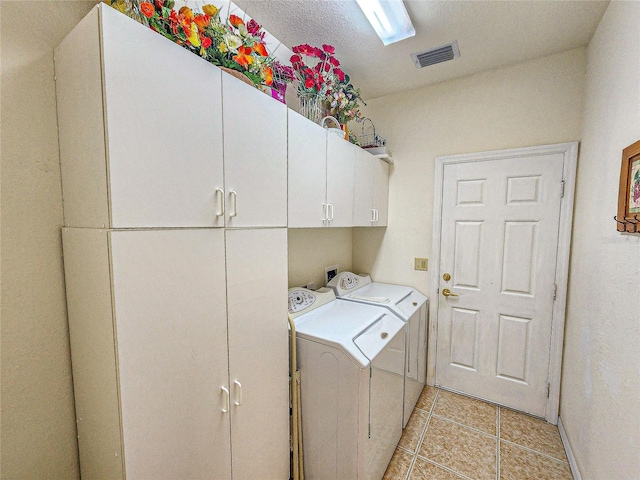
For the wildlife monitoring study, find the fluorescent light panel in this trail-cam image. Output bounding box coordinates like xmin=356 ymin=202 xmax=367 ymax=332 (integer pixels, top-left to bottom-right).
xmin=355 ymin=0 xmax=416 ymax=46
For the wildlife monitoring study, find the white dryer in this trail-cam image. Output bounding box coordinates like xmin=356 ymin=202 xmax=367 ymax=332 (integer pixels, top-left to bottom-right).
xmin=327 ymin=272 xmax=428 ymax=427
xmin=288 ymin=287 xmax=405 ymax=480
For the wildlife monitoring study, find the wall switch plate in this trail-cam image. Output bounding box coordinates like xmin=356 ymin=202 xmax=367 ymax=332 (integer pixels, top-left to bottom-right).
xmin=414 ymin=258 xmax=428 ymax=271
xmin=325 ymin=265 xmax=339 ymax=285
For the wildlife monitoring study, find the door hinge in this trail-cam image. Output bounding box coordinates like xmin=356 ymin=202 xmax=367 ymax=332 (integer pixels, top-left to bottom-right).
xmin=553 ymin=284 xmax=557 ymax=301
xmin=547 ymin=383 xmax=551 ymax=398
xmin=560 ymin=180 xmax=565 ymax=198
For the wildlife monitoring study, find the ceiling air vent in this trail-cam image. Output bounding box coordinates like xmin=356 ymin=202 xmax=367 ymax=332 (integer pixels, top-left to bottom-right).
xmin=411 ymin=41 xmax=460 ymax=69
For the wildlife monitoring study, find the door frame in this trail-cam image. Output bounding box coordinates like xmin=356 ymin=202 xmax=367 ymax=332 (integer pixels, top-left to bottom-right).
xmin=427 ymin=142 xmax=578 ymax=424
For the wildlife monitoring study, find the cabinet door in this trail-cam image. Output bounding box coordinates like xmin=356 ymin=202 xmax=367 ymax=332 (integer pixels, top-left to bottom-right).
xmin=373 ymin=157 xmax=390 ymax=226
xmin=101 ymin=6 xmax=224 ymax=228
xmin=288 ymin=111 xmax=328 ymax=227
xmin=326 ymin=135 xmax=356 ymax=227
xmin=110 ymin=230 xmax=231 ymax=479
xmin=225 ymin=229 xmax=289 ymax=479
xmin=353 ymin=148 xmax=374 ymax=226
xmin=223 ymin=75 xmax=287 ymax=227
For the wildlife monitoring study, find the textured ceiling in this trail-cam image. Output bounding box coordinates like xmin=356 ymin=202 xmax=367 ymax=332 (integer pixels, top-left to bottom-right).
xmin=234 ymin=0 xmax=609 ymax=100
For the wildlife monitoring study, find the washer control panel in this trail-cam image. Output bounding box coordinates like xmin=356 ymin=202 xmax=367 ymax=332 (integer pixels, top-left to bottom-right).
xmin=288 ymin=287 xmax=336 ymax=318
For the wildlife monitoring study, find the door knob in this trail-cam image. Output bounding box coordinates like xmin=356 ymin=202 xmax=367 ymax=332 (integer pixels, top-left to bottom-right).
xmin=442 ymin=288 xmax=458 ymax=297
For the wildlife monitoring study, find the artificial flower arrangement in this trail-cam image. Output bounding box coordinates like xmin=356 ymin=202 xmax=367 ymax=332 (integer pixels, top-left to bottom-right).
xmin=104 ymin=0 xmax=289 ymax=94
xmin=326 ymin=76 xmax=365 ymax=125
xmin=289 ymin=43 xmax=365 ymax=139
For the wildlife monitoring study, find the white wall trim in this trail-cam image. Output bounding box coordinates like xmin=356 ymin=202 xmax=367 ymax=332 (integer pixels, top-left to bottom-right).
xmin=558 ymin=416 xmax=582 ymax=480
xmin=428 ymin=142 xmax=578 ymax=424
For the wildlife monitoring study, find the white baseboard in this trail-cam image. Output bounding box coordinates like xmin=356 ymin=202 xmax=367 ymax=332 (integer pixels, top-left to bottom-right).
xmin=558 ymin=416 xmax=582 ymax=480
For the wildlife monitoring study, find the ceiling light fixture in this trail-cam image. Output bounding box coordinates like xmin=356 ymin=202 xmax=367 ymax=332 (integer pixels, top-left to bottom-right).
xmin=355 ymin=0 xmax=416 ymax=46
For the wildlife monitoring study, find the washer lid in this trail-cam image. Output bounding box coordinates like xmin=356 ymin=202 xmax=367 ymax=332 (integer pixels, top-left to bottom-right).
xmin=292 ymin=299 xmax=395 ymax=368
xmin=329 ymin=273 xmax=428 ymax=320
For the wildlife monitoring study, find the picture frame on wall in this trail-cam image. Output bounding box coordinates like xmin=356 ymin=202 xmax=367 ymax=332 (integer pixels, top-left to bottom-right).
xmin=617 ymin=139 xmax=640 ymax=233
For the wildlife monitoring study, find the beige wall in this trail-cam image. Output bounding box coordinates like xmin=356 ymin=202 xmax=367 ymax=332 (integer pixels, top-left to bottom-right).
xmin=560 ymin=1 xmax=640 ymax=478
xmin=1 ymin=2 xmax=97 ymax=478
xmin=353 ymin=48 xmax=587 ymax=293
xmin=288 ymin=228 xmax=353 ymax=289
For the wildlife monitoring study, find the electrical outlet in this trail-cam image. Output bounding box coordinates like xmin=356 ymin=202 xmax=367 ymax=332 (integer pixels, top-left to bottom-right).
xmin=325 ymin=265 xmax=339 ymax=285
xmin=414 ymin=258 xmax=428 ymax=271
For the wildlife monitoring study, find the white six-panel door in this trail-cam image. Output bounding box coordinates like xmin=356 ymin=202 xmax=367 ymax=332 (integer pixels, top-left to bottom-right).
xmin=435 ymin=152 xmax=565 ymax=416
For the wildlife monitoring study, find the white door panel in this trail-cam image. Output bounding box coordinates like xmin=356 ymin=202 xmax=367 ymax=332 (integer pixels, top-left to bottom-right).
xmin=436 ymin=153 xmax=564 ymax=416
xmin=102 ymin=7 xmax=224 ymax=228
xmin=288 ymin=111 xmax=328 ymax=227
xmin=110 ymin=229 xmax=230 ymax=479
xmin=225 ymin=229 xmax=289 ymax=479
xmin=326 ymin=135 xmax=355 ymax=227
xmin=223 ymin=75 xmax=287 ymax=227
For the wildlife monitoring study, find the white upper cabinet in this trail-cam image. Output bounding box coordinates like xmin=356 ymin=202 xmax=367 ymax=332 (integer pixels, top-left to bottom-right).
xmin=288 ymin=111 xmax=328 ymax=228
xmin=56 ymin=5 xmax=288 ymax=230
xmin=354 ymin=148 xmax=389 ymax=226
xmin=373 ymin=156 xmax=390 ymax=226
xmin=56 ymin=5 xmax=224 ymax=228
xmin=223 ymin=75 xmax=288 ymax=227
xmin=288 ymin=112 xmax=360 ymax=228
xmin=326 ymin=133 xmax=356 ymax=227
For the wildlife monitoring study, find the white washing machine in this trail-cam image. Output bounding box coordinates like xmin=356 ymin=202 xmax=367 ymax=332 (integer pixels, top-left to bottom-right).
xmin=288 ymin=287 xmax=406 ymax=480
xmin=327 ymin=272 xmax=428 ymax=427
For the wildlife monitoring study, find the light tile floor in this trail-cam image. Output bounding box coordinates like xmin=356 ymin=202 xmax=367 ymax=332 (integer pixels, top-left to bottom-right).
xmin=383 ymin=387 xmax=573 ymax=480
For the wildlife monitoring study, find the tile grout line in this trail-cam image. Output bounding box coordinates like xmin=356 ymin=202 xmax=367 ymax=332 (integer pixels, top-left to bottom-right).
xmin=496 ymin=406 xmax=501 ymax=480
xmin=407 ymin=388 xmax=440 ymax=479
xmin=499 ymin=438 xmax=571 ymax=465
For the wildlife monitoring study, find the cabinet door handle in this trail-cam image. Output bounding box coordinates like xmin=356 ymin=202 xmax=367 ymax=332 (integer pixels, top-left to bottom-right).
xmin=322 ymin=203 xmax=328 ymax=224
xmin=221 ymin=386 xmax=230 ymax=413
xmin=233 ymin=380 xmax=243 ymax=406
xmin=328 ymin=203 xmax=335 ymax=221
xmin=370 ymin=209 xmax=376 ymax=222
xmin=215 ymin=188 xmax=225 ymax=217
xmin=229 ymin=190 xmax=238 ymax=218
xmin=375 ymin=209 xmax=379 ymax=222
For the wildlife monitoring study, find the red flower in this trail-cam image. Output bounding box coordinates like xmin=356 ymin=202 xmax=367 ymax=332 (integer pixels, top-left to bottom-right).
xmin=201 ymin=36 xmax=212 ymax=49
xmin=290 ymin=54 xmax=302 ymax=64
xmin=334 ymin=68 xmax=345 ymax=82
xmin=322 ymin=44 xmax=335 ymax=54
xmin=246 ymin=19 xmax=261 ymax=35
xmin=304 ymin=77 xmax=314 ymax=89
xmin=253 ymin=43 xmax=268 ymax=56
xmin=154 ymin=0 xmax=164 ymax=10
xmin=328 ymin=56 xmax=340 ymax=67
xmin=140 ymin=1 xmax=155 ymax=18
xmin=229 ymin=14 xmax=244 ymax=27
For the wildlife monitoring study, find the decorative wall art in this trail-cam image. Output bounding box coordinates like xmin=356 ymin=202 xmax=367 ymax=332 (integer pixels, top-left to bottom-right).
xmin=616 ymin=139 xmax=640 ymax=233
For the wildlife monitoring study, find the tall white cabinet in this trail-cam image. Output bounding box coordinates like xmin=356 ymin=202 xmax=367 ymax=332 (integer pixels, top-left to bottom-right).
xmin=56 ymin=4 xmax=289 ymax=480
